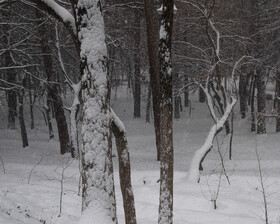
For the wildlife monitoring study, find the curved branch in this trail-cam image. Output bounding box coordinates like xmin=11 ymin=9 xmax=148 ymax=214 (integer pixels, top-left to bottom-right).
xmin=23 ymin=0 xmax=79 ymax=52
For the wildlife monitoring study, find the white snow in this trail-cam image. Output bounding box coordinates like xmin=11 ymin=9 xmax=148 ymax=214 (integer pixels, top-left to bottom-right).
xmin=38 ymin=0 xmax=76 ymax=34
xmin=1 ymin=86 xmax=280 ymax=224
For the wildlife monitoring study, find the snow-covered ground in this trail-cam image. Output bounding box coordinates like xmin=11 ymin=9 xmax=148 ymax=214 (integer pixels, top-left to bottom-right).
xmin=1 ymin=88 xmax=280 ymax=224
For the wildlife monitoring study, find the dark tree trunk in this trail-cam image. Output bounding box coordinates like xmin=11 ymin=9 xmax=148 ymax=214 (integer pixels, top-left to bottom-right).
xmin=45 ymin=99 xmax=54 ymax=139
xmin=144 ymin=0 xmax=161 ymax=161
xmin=184 ymin=75 xmax=189 ymax=107
xmin=18 ymin=85 xmax=29 ymax=148
xmin=146 ymin=82 xmax=152 ymax=123
xmin=199 ymin=85 xmax=206 ymax=103
xmin=174 ymin=71 xmax=180 ymax=119
xmin=37 ymin=11 xmax=71 ymax=154
xmin=28 ymin=74 xmax=35 ymax=129
xmin=256 ymin=69 xmax=266 ymax=134
xmin=111 ymin=117 xmax=137 ymax=224
xmin=174 ymin=96 xmax=180 ymax=119
xmin=276 ymin=71 xmax=280 ymax=132
xmin=133 ymin=10 xmax=141 ymax=118
xmin=158 ymin=1 xmax=174 ymax=224
xmin=209 ymin=83 xmax=230 ymax=134
xmin=239 ymin=73 xmax=248 ymax=119
xmin=250 ymin=75 xmax=256 ymax=132
xmin=7 ymin=77 xmax=17 ymax=130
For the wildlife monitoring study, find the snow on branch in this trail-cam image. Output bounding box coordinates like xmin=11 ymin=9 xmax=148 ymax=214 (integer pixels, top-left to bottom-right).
xmin=186 ymin=95 xmax=237 ymax=183
xmin=110 ymin=108 xmax=126 ymax=133
xmin=25 ymin=0 xmax=76 ymax=35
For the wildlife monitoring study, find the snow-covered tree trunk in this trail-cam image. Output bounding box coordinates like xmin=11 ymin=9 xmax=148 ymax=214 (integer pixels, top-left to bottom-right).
xmin=77 ymin=1 xmax=117 ymax=223
xmin=158 ymin=1 xmax=174 ymax=224
xmin=186 ymin=86 xmax=237 ymax=183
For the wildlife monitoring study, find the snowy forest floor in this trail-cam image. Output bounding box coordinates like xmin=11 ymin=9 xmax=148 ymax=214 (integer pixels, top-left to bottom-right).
xmin=1 ymin=87 xmax=280 ymax=224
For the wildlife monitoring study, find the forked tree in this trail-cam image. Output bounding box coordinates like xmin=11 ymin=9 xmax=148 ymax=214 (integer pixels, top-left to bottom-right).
xmin=1 ymin=0 xmax=137 ymax=223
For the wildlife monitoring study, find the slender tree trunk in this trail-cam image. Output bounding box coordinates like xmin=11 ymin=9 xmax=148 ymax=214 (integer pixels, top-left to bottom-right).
xmin=146 ymin=81 xmax=152 ymax=123
xmin=133 ymin=11 xmax=141 ymax=118
xmin=144 ymin=0 xmax=161 ymax=161
xmin=251 ymin=75 xmax=256 ymax=132
xmin=174 ymin=71 xmax=180 ymax=119
xmin=239 ymin=73 xmax=248 ymax=119
xmin=199 ymin=85 xmax=206 ymax=103
xmin=18 ymin=85 xmax=29 ymax=148
xmin=276 ymin=71 xmax=280 ymax=132
xmin=184 ymin=75 xmax=189 ymax=107
xmin=28 ymin=74 xmax=35 ymax=129
xmin=45 ymin=99 xmax=54 ymax=139
xmin=158 ymin=1 xmax=174 ymax=224
xmin=209 ymin=82 xmax=230 ymax=134
xmin=111 ymin=111 xmax=137 ymax=224
xmin=256 ymin=69 xmax=266 ymax=134
xmin=36 ymin=11 xmax=71 ymax=154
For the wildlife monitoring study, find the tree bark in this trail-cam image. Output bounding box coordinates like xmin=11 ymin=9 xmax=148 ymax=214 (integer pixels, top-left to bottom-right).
xmin=199 ymin=85 xmax=206 ymax=103
xmin=133 ymin=10 xmax=141 ymax=118
xmin=18 ymin=84 xmax=29 ymax=148
xmin=144 ymin=0 xmax=161 ymax=161
xmin=276 ymin=71 xmax=280 ymax=132
xmin=146 ymin=82 xmax=152 ymax=123
xmin=256 ymin=69 xmax=266 ymax=134
xmin=77 ymin=2 xmax=118 ymax=223
xmin=250 ymin=75 xmax=256 ymax=132
xmin=239 ymin=72 xmax=248 ymax=119
xmin=184 ymin=75 xmax=189 ymax=107
xmin=158 ymin=1 xmax=174 ymax=224
xmin=174 ymin=71 xmax=180 ymax=119
xmin=111 ymin=111 xmax=137 ymax=224
xmin=28 ymin=74 xmax=35 ymax=129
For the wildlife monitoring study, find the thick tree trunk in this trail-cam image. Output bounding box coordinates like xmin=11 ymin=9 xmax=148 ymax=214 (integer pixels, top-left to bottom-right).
xmin=158 ymin=1 xmax=174 ymax=224
xmin=77 ymin=2 xmax=118 ymax=223
xmin=256 ymin=69 xmax=266 ymax=134
xmin=37 ymin=11 xmax=71 ymax=154
xmin=111 ymin=110 xmax=137 ymax=224
xmin=18 ymin=86 xmax=29 ymax=148
xmin=144 ymin=0 xmax=161 ymax=161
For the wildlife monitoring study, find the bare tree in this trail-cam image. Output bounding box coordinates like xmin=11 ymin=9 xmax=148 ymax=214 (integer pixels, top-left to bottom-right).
xmin=158 ymin=1 xmax=175 ymax=224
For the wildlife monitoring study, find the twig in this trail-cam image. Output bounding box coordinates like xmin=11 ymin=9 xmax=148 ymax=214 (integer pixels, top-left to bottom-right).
xmin=28 ymin=156 xmax=45 ymax=184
